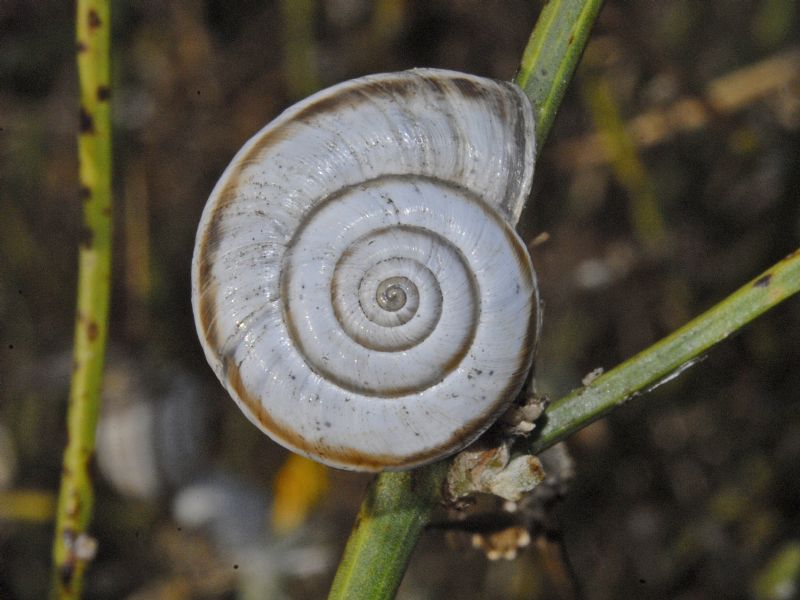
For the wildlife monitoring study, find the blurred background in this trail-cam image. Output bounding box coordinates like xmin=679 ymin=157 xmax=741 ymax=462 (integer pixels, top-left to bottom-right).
xmin=1 ymin=1 xmax=800 ymax=598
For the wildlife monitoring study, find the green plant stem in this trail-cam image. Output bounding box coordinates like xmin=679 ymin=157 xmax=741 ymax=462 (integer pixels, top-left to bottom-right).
xmin=527 ymin=249 xmax=800 ymax=454
xmin=514 ymin=0 xmax=606 ymax=148
xmin=328 ymin=2 xmax=606 ymax=599
xmin=51 ymin=1 xmax=113 ymax=598
xmin=327 ymin=463 xmax=448 ymax=599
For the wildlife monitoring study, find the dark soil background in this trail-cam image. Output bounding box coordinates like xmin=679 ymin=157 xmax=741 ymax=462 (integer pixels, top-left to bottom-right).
xmin=1 ymin=1 xmax=799 ymax=598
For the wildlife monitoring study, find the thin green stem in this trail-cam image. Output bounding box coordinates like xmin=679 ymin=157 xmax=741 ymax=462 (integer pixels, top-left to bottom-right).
xmin=327 ymin=464 xmax=448 ymax=600
xmin=51 ymin=1 xmax=113 ymax=598
xmin=514 ymin=0 xmax=606 ymax=148
xmin=527 ymin=249 xmax=800 ymax=454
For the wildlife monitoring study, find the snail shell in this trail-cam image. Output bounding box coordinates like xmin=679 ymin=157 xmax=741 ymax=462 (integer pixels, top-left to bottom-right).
xmin=192 ymin=68 xmax=539 ymax=471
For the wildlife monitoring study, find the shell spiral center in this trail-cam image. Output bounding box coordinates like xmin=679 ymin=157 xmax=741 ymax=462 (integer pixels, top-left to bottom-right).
xmin=376 ymin=277 xmax=412 ymax=312
xmin=282 ymin=176 xmax=482 ymax=396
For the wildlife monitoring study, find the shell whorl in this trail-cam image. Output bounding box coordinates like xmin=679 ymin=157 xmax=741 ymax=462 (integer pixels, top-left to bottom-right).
xmin=192 ymin=69 xmax=538 ymax=471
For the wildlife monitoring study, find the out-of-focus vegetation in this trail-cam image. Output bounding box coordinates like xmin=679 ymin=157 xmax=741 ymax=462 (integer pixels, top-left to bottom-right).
xmin=1 ymin=1 xmax=799 ymax=599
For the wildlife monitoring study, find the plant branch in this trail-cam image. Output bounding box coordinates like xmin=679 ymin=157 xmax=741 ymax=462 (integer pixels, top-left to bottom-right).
xmin=526 ymin=249 xmax=800 ymax=454
xmin=327 ymin=463 xmax=448 ymax=600
xmin=51 ymin=1 xmax=113 ymax=598
xmin=514 ymin=0 xmax=606 ymax=148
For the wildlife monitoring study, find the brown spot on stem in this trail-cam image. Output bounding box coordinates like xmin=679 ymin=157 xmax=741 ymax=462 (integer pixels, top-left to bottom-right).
xmin=59 ymin=563 xmax=75 ymax=588
xmin=76 ymin=41 xmax=87 ymax=53
xmin=97 ymin=86 xmax=111 ymax=101
xmin=86 ymin=321 xmax=99 ymax=341
xmin=67 ymin=490 xmax=81 ymax=517
xmin=87 ymin=9 xmax=101 ymax=30
xmin=79 ymin=185 xmax=91 ymax=202
xmin=79 ymin=107 xmax=94 ymax=134
xmin=754 ymin=274 xmax=772 ymax=288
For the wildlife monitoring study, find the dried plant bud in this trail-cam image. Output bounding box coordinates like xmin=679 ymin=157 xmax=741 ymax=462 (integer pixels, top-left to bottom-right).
xmin=500 ymin=391 xmax=548 ymax=436
xmin=447 ymin=438 xmax=546 ymax=502
xmin=471 ymin=525 xmax=531 ymax=561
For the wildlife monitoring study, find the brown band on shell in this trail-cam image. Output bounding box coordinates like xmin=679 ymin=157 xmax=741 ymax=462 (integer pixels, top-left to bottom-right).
xmin=196 ymin=280 xmax=220 ymax=355
xmin=450 ymin=76 xmax=491 ymax=99
xmin=196 ymin=208 xmax=228 ymax=353
xmin=222 ymin=350 xmax=533 ymax=472
xmin=204 ymin=71 xmax=526 ymax=217
xmin=294 ymin=78 xmax=418 ymax=125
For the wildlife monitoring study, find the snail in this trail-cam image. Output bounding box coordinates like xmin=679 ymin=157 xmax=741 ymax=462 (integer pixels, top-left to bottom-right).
xmin=192 ymin=68 xmax=540 ymax=471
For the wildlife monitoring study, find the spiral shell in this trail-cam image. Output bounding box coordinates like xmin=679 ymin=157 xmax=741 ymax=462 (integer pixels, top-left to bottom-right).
xmin=193 ymin=69 xmax=539 ymax=471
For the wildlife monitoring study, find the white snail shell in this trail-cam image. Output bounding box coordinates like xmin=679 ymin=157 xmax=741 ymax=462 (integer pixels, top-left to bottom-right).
xmin=192 ymin=68 xmax=539 ymax=471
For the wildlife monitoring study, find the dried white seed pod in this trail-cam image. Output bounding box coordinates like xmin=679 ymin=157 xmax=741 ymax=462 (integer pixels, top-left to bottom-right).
xmin=192 ymin=68 xmax=539 ymax=471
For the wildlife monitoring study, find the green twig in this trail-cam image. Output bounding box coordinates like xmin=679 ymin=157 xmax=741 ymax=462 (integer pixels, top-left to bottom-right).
xmin=514 ymin=0 xmax=605 ymax=148
xmin=327 ymin=463 xmax=448 ymax=599
xmin=527 ymin=249 xmax=800 ymax=454
xmin=328 ymin=2 xmax=606 ymax=599
xmin=51 ymin=1 xmax=113 ymax=598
